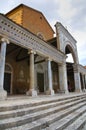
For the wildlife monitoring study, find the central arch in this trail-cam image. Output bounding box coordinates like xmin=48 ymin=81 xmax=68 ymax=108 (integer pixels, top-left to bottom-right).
xmin=65 ymin=44 xmax=77 ymax=63
xmin=65 ymin=43 xmax=77 ymax=92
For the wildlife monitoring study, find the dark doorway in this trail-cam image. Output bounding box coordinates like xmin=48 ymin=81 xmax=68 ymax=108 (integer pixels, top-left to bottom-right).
xmin=4 ymin=73 xmax=11 ymax=94
xmin=37 ymin=73 xmax=44 ymax=93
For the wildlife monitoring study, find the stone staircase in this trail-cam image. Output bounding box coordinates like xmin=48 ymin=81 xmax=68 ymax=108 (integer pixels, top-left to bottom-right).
xmin=0 ymin=93 xmax=86 ymax=130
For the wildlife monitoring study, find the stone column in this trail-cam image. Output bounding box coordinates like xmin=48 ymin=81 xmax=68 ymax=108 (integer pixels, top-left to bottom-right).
xmin=26 ymin=50 xmax=37 ymax=96
xmin=73 ymin=64 xmax=82 ymax=92
xmin=82 ymin=74 xmax=86 ymax=92
xmin=0 ymin=38 xmax=9 ymax=100
xmin=85 ymin=75 xmax=86 ymax=89
xmin=58 ymin=63 xmax=68 ymax=94
xmin=46 ymin=59 xmax=54 ymax=95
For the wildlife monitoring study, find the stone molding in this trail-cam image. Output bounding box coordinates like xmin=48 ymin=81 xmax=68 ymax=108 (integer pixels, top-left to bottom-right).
xmin=55 ymin=22 xmax=76 ymax=45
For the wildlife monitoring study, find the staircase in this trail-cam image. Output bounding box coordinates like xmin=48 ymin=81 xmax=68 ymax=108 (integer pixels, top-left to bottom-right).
xmin=0 ymin=93 xmax=86 ymax=130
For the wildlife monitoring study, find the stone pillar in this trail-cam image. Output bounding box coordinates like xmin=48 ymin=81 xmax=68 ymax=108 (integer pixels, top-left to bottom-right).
xmin=0 ymin=38 xmax=9 ymax=100
xmin=73 ymin=64 xmax=82 ymax=92
xmin=85 ymin=75 xmax=86 ymax=89
xmin=46 ymin=59 xmax=54 ymax=95
xmin=82 ymin=74 xmax=86 ymax=92
xmin=26 ymin=50 xmax=37 ymax=96
xmin=58 ymin=63 xmax=68 ymax=94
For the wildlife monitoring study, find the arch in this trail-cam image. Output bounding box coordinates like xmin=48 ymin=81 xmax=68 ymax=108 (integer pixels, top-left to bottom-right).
xmin=65 ymin=43 xmax=77 ymax=92
xmin=4 ymin=63 xmax=13 ymax=94
xmin=37 ymin=32 xmax=45 ymax=40
xmin=5 ymin=63 xmax=13 ymax=73
xmin=65 ymin=42 xmax=79 ymax=64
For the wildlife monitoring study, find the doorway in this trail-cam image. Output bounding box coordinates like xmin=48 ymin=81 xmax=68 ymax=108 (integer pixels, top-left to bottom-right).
xmin=4 ymin=72 xmax=11 ymax=94
xmin=37 ymin=73 xmax=44 ymax=93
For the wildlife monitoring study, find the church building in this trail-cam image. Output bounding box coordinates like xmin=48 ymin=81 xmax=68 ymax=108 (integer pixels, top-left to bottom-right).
xmin=0 ymin=4 xmax=86 ymax=99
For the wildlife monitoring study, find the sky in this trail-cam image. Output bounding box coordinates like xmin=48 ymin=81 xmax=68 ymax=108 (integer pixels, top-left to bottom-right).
xmin=0 ymin=0 xmax=86 ymax=65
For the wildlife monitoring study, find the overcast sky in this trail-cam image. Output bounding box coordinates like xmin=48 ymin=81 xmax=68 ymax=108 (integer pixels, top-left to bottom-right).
xmin=0 ymin=0 xmax=86 ymax=66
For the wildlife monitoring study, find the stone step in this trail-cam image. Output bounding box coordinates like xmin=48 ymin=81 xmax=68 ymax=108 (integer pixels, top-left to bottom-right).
xmin=1 ymin=97 xmax=86 ymax=129
xmin=49 ymin=105 xmax=86 ymax=130
xmin=0 ymin=93 xmax=86 ymax=112
xmin=81 ymin=122 xmax=86 ymax=130
xmin=2 ymin=98 xmax=86 ymax=130
xmin=64 ymin=112 xmax=86 ymax=130
xmin=0 ymin=95 xmax=85 ymax=119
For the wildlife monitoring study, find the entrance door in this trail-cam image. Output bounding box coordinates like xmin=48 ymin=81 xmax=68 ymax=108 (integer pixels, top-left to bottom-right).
xmin=4 ymin=73 xmax=11 ymax=94
xmin=37 ymin=73 xmax=44 ymax=93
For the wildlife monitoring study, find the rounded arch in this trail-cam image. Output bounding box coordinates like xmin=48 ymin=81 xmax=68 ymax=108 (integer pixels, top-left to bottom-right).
xmin=5 ymin=63 xmax=13 ymax=73
xmin=65 ymin=43 xmax=78 ymax=92
xmin=64 ymin=42 xmax=79 ymax=64
xmin=65 ymin=45 xmax=76 ymax=63
xmin=37 ymin=32 xmax=45 ymax=40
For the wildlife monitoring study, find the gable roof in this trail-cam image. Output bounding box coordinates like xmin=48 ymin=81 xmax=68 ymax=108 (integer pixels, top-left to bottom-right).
xmin=6 ymin=4 xmax=54 ymax=34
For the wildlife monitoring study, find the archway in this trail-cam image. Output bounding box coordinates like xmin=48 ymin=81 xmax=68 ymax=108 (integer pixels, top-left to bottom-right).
xmin=65 ymin=44 xmax=76 ymax=92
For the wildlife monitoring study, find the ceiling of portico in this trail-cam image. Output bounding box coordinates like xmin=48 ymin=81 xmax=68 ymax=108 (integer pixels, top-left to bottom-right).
xmin=6 ymin=43 xmax=45 ymax=64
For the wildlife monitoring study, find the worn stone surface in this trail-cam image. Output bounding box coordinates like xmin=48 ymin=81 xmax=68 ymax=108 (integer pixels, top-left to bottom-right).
xmin=0 ymin=93 xmax=86 ymax=130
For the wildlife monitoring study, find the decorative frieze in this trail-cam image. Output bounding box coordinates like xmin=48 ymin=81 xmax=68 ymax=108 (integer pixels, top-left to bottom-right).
xmin=55 ymin=22 xmax=77 ymax=47
xmin=0 ymin=14 xmax=64 ymax=64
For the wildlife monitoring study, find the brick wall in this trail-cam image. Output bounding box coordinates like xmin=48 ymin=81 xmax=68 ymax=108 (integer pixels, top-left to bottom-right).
xmin=6 ymin=5 xmax=54 ymax=41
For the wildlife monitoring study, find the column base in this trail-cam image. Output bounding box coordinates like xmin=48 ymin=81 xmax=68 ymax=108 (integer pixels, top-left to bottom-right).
xmin=0 ymin=89 xmax=7 ymax=100
xmin=75 ymin=88 xmax=82 ymax=92
xmin=58 ymin=89 xmax=69 ymax=94
xmin=65 ymin=90 xmax=69 ymax=94
xmin=26 ymin=89 xmax=37 ymax=97
xmin=46 ymin=89 xmax=54 ymax=95
xmin=83 ymin=89 xmax=86 ymax=92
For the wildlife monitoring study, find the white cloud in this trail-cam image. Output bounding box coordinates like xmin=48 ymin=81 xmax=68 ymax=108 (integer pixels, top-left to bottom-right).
xmin=57 ymin=0 xmax=77 ymax=24
xmin=72 ymin=30 xmax=86 ymax=65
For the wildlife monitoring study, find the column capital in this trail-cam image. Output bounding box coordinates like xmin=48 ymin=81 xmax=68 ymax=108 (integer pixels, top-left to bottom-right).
xmin=58 ymin=62 xmax=66 ymax=67
xmin=0 ymin=37 xmax=10 ymax=44
xmin=46 ymin=57 xmax=52 ymax=61
xmin=28 ymin=49 xmax=36 ymax=55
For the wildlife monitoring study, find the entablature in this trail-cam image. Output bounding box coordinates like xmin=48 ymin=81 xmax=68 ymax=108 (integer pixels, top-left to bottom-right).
xmin=0 ymin=14 xmax=65 ymax=64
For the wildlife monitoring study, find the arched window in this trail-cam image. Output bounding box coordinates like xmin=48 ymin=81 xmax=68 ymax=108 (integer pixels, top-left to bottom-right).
xmin=37 ymin=32 xmax=45 ymax=40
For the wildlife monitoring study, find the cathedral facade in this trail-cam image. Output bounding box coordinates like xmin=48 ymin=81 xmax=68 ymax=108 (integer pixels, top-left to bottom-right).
xmin=0 ymin=4 xmax=86 ymax=99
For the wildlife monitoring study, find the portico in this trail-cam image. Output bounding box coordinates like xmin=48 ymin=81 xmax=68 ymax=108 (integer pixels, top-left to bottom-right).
xmin=0 ymin=14 xmax=66 ymax=99
xmin=0 ymin=12 xmax=86 ymax=100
